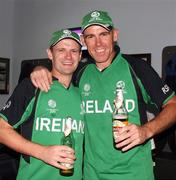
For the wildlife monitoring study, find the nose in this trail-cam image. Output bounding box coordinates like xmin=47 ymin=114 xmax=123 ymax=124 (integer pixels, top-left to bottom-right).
xmin=95 ymin=37 xmax=102 ymax=46
xmin=65 ymin=51 xmax=72 ymax=59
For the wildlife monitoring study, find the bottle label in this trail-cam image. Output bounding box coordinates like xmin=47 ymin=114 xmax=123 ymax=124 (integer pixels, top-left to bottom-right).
xmin=113 ymin=114 xmax=128 ymax=128
xmin=113 ymin=119 xmax=128 ymax=127
xmin=113 ymin=117 xmax=128 ymax=140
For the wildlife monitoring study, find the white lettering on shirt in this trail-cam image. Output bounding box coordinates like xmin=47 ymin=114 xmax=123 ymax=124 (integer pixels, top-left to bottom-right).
xmin=84 ymin=99 xmax=135 ymax=114
xmin=35 ymin=117 xmax=84 ymax=133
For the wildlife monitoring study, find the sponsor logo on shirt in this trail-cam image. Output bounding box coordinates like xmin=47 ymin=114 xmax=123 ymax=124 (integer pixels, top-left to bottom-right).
xmin=82 ymin=83 xmax=91 ymax=96
xmin=162 ymin=84 xmax=170 ymax=94
xmin=2 ymin=101 xmax=11 ymax=111
xmin=47 ymin=99 xmax=58 ymax=116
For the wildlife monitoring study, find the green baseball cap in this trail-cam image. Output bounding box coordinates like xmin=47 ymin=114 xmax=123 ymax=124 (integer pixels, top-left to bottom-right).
xmin=81 ymin=10 xmax=114 ymax=32
xmin=49 ymin=29 xmax=82 ymax=47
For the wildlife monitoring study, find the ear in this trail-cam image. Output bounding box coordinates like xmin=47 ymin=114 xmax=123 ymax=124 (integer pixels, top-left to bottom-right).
xmin=79 ymin=50 xmax=82 ymax=62
xmin=112 ymin=28 xmax=119 ymax=42
xmin=46 ymin=48 xmax=53 ymax=62
xmin=80 ymin=34 xmax=86 ymax=47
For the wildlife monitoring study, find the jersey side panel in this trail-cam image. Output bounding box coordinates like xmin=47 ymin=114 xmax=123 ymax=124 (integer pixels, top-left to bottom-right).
xmin=124 ymin=54 xmax=175 ymax=108
xmin=0 ymin=78 xmax=36 ymax=126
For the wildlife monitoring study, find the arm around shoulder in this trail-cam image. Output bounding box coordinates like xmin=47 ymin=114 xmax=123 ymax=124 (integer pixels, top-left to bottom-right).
xmin=30 ymin=66 xmax=52 ymax=92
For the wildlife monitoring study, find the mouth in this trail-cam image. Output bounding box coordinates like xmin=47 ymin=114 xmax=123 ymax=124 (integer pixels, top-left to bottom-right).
xmin=62 ymin=61 xmax=73 ymax=65
xmin=95 ymin=48 xmax=105 ymax=53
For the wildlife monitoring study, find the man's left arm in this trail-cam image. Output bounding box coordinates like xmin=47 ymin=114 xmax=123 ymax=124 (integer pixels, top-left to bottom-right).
xmin=115 ymin=58 xmax=176 ymax=151
xmin=115 ymin=96 xmax=176 ymax=151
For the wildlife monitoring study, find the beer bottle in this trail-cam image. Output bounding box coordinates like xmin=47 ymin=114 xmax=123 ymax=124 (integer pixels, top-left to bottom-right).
xmin=112 ymin=86 xmax=128 ymax=144
xmin=60 ymin=117 xmax=75 ymax=176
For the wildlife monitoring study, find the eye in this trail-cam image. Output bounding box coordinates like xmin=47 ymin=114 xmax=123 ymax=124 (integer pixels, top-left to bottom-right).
xmin=71 ymin=49 xmax=80 ymax=53
xmin=84 ymin=34 xmax=94 ymax=40
xmin=100 ymin=31 xmax=110 ymax=37
xmin=56 ymin=48 xmax=65 ymax=53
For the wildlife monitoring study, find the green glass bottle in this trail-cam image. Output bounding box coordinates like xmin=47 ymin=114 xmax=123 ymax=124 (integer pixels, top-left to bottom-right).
xmin=60 ymin=117 xmax=75 ymax=176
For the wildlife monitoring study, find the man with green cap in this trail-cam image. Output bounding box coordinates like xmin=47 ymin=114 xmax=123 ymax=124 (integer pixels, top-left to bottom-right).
xmin=30 ymin=10 xmax=176 ymax=180
xmin=0 ymin=29 xmax=84 ymax=180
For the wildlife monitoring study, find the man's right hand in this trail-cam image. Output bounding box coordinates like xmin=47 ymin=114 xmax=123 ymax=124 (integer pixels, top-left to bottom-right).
xmin=30 ymin=66 xmax=52 ymax=92
xmin=39 ymin=145 xmax=76 ymax=170
xmin=0 ymin=118 xmax=75 ymax=170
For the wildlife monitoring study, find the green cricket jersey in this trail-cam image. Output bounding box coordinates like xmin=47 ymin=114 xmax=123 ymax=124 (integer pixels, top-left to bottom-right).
xmin=0 ymin=78 xmax=84 ymax=180
xmin=79 ymin=52 xmax=174 ymax=180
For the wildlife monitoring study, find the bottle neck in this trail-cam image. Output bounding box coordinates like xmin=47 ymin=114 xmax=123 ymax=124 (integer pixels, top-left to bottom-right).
xmin=114 ymin=88 xmax=127 ymax=114
xmin=64 ymin=117 xmax=72 ymax=136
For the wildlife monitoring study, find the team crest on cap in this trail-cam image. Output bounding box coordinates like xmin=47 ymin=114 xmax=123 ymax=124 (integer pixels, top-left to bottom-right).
xmin=91 ymin=11 xmax=100 ymax=18
xmin=89 ymin=11 xmax=102 ymax=22
xmin=62 ymin=29 xmax=72 ymax=38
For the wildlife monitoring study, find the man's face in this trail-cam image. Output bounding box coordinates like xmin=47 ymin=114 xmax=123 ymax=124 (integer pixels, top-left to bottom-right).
xmin=47 ymin=39 xmax=81 ymax=77
xmin=82 ymin=25 xmax=118 ymax=70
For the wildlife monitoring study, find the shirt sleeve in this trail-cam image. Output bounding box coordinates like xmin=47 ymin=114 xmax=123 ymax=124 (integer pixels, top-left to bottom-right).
xmin=0 ymin=78 xmax=36 ymax=126
xmin=126 ymin=55 xmax=175 ymax=109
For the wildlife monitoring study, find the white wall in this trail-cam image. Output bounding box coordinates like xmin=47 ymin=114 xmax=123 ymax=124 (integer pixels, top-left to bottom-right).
xmin=1 ymin=0 xmax=176 ymax=108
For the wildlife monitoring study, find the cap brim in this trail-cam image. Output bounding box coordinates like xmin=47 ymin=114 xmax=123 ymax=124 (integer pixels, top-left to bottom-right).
xmin=51 ymin=37 xmax=82 ymax=47
xmin=82 ymin=23 xmax=111 ymax=32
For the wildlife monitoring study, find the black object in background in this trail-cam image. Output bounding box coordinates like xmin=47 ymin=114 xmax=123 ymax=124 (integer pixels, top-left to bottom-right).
xmin=18 ymin=58 xmax=52 ymax=84
xmin=0 ymin=146 xmax=19 ymax=180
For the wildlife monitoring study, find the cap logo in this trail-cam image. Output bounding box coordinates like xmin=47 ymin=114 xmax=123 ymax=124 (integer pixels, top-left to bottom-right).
xmin=91 ymin=11 xmax=100 ymax=18
xmin=89 ymin=11 xmax=102 ymax=22
xmin=49 ymin=29 xmax=81 ymax=47
xmin=62 ymin=29 xmax=72 ymax=38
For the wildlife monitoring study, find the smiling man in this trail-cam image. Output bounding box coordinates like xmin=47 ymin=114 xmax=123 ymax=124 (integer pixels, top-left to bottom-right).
xmin=0 ymin=29 xmax=84 ymax=180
